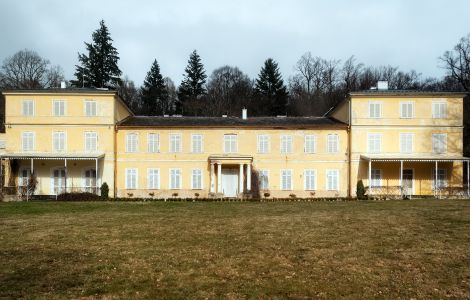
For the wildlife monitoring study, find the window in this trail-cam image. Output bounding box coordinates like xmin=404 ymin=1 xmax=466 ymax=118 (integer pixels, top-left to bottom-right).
xmin=147 ymin=168 xmax=160 ymax=189
xmin=259 ymin=170 xmax=269 ymax=190
xmin=84 ymin=100 xmax=97 ymax=116
xmin=281 ymin=169 xmax=292 ymax=190
xmin=432 ymin=134 xmax=447 ymax=154
xmin=371 ymin=169 xmax=381 ymax=187
xmin=304 ymin=169 xmax=316 ymax=190
xmin=367 ymin=133 xmax=382 ymax=153
xmin=53 ymin=100 xmax=66 ymax=116
xmin=432 ymin=169 xmax=447 ymax=189
xmin=369 ymin=101 xmax=382 ymax=118
xmin=125 ymin=168 xmax=137 ymax=189
xmin=304 ymin=135 xmax=316 ymax=153
xmin=400 ymin=133 xmax=414 ymax=153
xmin=257 ymin=135 xmax=270 ymax=153
xmin=170 ymin=168 xmax=181 ymax=189
xmin=326 ymin=169 xmax=339 ymax=191
xmin=52 ymin=131 xmax=66 ymax=152
xmin=432 ymin=102 xmax=447 ymax=119
xmin=126 ymin=133 xmax=138 ymax=153
xmin=191 ymin=134 xmax=203 ymax=153
xmin=192 ymin=169 xmax=202 ymax=189
xmin=19 ymin=168 xmax=31 ymax=187
xmin=147 ymin=133 xmax=159 ymax=153
xmin=327 ymin=134 xmax=339 ymax=153
xmin=224 ymin=134 xmax=237 ymax=153
xmin=84 ymin=169 xmax=97 ymax=192
xmin=22 ymin=100 xmax=34 ymax=116
xmin=22 ymin=132 xmax=35 ymax=151
xmin=400 ymin=102 xmax=414 ymax=118
xmin=170 ymin=134 xmax=182 ymax=153
xmin=280 ymin=135 xmax=293 ymax=153
xmin=84 ymin=132 xmax=97 ymax=151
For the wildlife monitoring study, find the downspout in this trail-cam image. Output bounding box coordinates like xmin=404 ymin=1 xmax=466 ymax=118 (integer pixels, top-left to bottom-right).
xmin=348 ymin=98 xmax=352 ymax=199
xmin=114 ymin=124 xmax=118 ymax=198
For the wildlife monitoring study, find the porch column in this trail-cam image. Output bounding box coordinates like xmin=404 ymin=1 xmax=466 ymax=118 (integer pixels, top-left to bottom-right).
xmin=368 ymin=159 xmax=372 ymax=194
xmin=246 ymin=163 xmax=251 ymax=191
xmin=30 ymin=158 xmax=34 ymax=174
xmin=239 ymin=163 xmax=244 ymax=194
xmin=434 ymin=160 xmax=438 ymax=197
xmin=64 ymin=159 xmax=68 ymax=193
xmin=210 ymin=162 xmax=215 ymax=193
xmin=399 ymin=160 xmax=403 ymax=196
xmin=95 ymin=158 xmax=99 ymax=194
xmin=217 ymin=163 xmax=222 ymax=193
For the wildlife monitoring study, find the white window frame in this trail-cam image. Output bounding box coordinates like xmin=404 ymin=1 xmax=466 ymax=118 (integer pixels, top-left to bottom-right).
xmin=52 ymin=131 xmax=66 ymax=152
xmin=83 ymin=169 xmax=97 ymax=191
xmin=280 ymin=169 xmax=293 ymax=191
xmin=259 ymin=169 xmax=269 ymax=190
xmin=257 ymin=135 xmax=270 ymax=154
xmin=304 ymin=169 xmax=317 ymax=191
xmin=52 ymin=100 xmax=66 ymax=117
xmin=169 ymin=133 xmax=182 ymax=153
xmin=84 ymin=131 xmax=97 ymax=152
xmin=22 ymin=131 xmax=35 ymax=152
xmin=147 ymin=133 xmax=159 ymax=153
xmin=191 ymin=134 xmax=203 ymax=153
xmin=304 ymin=135 xmax=316 ymax=154
xmin=327 ymin=134 xmax=339 ymax=153
xmin=400 ymin=101 xmax=414 ymax=119
xmin=368 ymin=101 xmax=382 ymax=118
xmin=169 ymin=168 xmax=182 ymax=189
xmin=126 ymin=133 xmax=138 ymax=153
xmin=125 ymin=168 xmax=138 ymax=189
xmin=280 ymin=135 xmax=293 ymax=154
xmin=432 ymin=168 xmax=447 ymax=190
xmin=371 ymin=169 xmax=381 ymax=187
xmin=432 ymin=101 xmax=447 ymax=119
xmin=191 ymin=169 xmax=203 ymax=189
xmin=399 ymin=133 xmax=414 ymax=153
xmin=147 ymin=168 xmax=160 ymax=189
xmin=224 ymin=134 xmax=238 ymax=153
xmin=84 ymin=100 xmax=97 ymax=117
xmin=367 ymin=133 xmax=382 ymax=153
xmin=326 ymin=169 xmax=339 ymax=191
xmin=19 ymin=167 xmax=31 ymax=187
xmin=432 ymin=133 xmax=447 ymax=154
xmin=22 ymin=100 xmax=34 ymax=116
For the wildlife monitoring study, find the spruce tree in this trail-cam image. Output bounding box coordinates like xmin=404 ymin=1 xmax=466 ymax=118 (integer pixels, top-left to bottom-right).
xmin=177 ymin=50 xmax=207 ymax=114
xmin=254 ymin=58 xmax=288 ymax=116
xmin=73 ymin=20 xmax=122 ymax=88
xmin=140 ymin=59 xmax=170 ymax=115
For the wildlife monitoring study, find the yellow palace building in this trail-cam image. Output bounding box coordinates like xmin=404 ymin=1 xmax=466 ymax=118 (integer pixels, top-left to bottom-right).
xmin=0 ymin=83 xmax=468 ymax=199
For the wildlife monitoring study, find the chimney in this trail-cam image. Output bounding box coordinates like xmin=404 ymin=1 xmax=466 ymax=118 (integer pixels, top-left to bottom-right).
xmin=377 ymin=81 xmax=388 ymax=90
xmin=242 ymin=108 xmax=247 ymax=120
xmin=60 ymin=81 xmax=66 ymax=89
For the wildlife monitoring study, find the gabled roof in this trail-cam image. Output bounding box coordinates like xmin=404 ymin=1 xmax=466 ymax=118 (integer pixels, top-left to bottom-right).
xmin=350 ymin=90 xmax=468 ymax=97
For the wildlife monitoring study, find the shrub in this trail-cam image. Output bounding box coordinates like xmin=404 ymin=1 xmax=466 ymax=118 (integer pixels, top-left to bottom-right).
xmin=57 ymin=192 xmax=101 ymax=201
xmin=357 ymin=180 xmax=366 ymax=200
xmin=263 ymin=192 xmax=270 ymax=198
xmin=101 ymin=182 xmax=109 ymax=199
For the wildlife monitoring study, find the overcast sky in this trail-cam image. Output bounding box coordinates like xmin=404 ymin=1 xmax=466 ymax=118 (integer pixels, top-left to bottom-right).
xmin=1 ymin=0 xmax=469 ymax=86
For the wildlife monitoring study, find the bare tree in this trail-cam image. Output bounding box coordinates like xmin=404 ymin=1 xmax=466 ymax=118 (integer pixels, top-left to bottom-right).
xmin=117 ymin=76 xmax=141 ymax=114
xmin=0 ymin=49 xmax=64 ymax=89
xmin=440 ymin=33 xmax=470 ymax=91
xmin=164 ymin=77 xmax=178 ymax=114
xmin=341 ymin=56 xmax=363 ymax=93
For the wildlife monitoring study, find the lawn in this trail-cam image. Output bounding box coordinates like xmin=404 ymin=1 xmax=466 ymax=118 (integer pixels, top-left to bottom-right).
xmin=0 ymin=200 xmax=469 ymax=299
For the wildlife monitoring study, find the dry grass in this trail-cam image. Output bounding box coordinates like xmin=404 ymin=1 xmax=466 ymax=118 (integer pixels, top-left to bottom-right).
xmin=1 ymin=200 xmax=470 ymax=299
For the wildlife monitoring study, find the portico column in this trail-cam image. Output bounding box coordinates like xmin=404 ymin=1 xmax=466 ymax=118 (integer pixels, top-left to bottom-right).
xmin=368 ymin=159 xmax=372 ymax=195
xmin=246 ymin=163 xmax=251 ymax=191
xmin=30 ymin=158 xmax=34 ymax=174
xmin=64 ymin=159 xmax=67 ymax=193
xmin=217 ymin=163 xmax=222 ymax=193
xmin=239 ymin=163 xmax=244 ymax=194
xmin=399 ymin=160 xmax=403 ymax=196
xmin=210 ymin=163 xmax=215 ymax=193
xmin=95 ymin=158 xmax=99 ymax=194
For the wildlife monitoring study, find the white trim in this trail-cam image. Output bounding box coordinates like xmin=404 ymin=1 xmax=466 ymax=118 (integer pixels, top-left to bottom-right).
xmin=191 ymin=134 xmax=204 ymax=153
xmin=370 ymin=168 xmax=382 ymax=187
xmin=280 ymin=135 xmax=293 ymax=154
xmin=402 ymin=168 xmax=414 ymax=195
xmin=191 ymin=168 xmax=203 ymax=189
xmin=50 ymin=167 xmax=66 ymax=195
xmin=147 ymin=133 xmax=160 ymax=153
xmin=368 ymin=101 xmax=382 ymax=118
xmin=84 ymin=99 xmax=97 ymax=117
xmin=304 ymin=135 xmax=316 ymax=154
xmin=367 ymin=133 xmax=382 ymax=153
xmin=399 ymin=101 xmax=414 ymax=119
xmin=125 ymin=168 xmax=138 ymax=189
xmin=21 ymin=99 xmax=35 ymax=116
xmin=147 ymin=168 xmax=160 ymax=189
xmin=169 ymin=133 xmax=182 ymax=153
xmin=169 ymin=168 xmax=182 ymax=189
xmin=52 ymin=99 xmax=67 ymax=117
xmin=52 ymin=130 xmax=67 ymax=152
xmin=399 ymin=132 xmax=414 ymax=153
xmin=325 ymin=169 xmax=340 ymax=191
xmin=280 ymin=169 xmax=293 ymax=190
xmin=303 ymin=169 xmax=317 ymax=190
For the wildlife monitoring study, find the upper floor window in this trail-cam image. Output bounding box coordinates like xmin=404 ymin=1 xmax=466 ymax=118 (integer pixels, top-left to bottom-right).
xmin=191 ymin=134 xmax=203 ymax=153
xmin=432 ymin=102 xmax=447 ymax=119
xmin=191 ymin=169 xmax=202 ymax=189
xmin=304 ymin=135 xmax=316 ymax=153
xmin=224 ymin=134 xmax=237 ymax=153
xmin=84 ymin=100 xmax=97 ymax=117
xmin=367 ymin=133 xmax=382 ymax=153
xmin=22 ymin=132 xmax=35 ymax=151
xmin=257 ymin=135 xmax=270 ymax=153
xmin=368 ymin=101 xmax=382 ymax=118
xmin=53 ymin=100 xmax=66 ymax=116
xmin=280 ymin=135 xmax=293 ymax=154
xmin=259 ymin=170 xmax=269 ymax=190
xmin=400 ymin=102 xmax=414 ymax=118
xmin=126 ymin=133 xmax=138 ymax=153
xmin=304 ymin=169 xmax=316 ymax=190
xmin=147 ymin=168 xmax=160 ymax=189
xmin=327 ymin=134 xmax=339 ymax=153
xmin=22 ymin=100 xmax=34 ymax=116
xmin=400 ymin=133 xmax=414 ymax=153
xmin=125 ymin=168 xmax=137 ymax=189
xmin=147 ymin=133 xmax=159 ymax=153
xmin=432 ymin=133 xmax=447 ymax=154
xmin=84 ymin=132 xmax=97 ymax=151
xmin=326 ymin=169 xmax=339 ymax=191
xmin=53 ymin=131 xmax=66 ymax=152
xmin=281 ymin=169 xmax=292 ymax=190
xmin=170 ymin=133 xmax=182 ymax=153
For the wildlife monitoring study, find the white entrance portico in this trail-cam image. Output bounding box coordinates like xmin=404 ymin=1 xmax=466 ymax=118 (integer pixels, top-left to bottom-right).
xmin=208 ymin=155 xmax=253 ymax=197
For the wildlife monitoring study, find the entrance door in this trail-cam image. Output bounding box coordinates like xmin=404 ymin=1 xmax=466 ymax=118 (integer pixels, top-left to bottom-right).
xmin=222 ymin=168 xmax=238 ymax=197
xmin=52 ymin=169 xmax=66 ymax=195
xmin=402 ymin=169 xmax=414 ymax=196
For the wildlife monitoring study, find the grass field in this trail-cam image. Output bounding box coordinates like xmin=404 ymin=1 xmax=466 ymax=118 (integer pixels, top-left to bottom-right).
xmin=1 ymin=200 xmax=469 ymax=299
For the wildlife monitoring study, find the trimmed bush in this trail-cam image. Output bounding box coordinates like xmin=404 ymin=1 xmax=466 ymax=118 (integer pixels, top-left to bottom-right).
xmin=357 ymin=180 xmax=366 ymax=200
xmin=57 ymin=192 xmax=101 ymax=201
xmin=101 ymin=182 xmax=109 ymax=199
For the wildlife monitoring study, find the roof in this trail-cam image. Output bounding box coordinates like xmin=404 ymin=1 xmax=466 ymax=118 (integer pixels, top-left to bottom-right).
xmin=361 ymin=154 xmax=470 ymax=162
xmin=0 ymin=152 xmax=105 ymax=160
xmin=117 ymin=116 xmax=347 ymax=129
xmin=1 ymin=88 xmax=118 ymax=95
xmin=350 ymin=90 xmax=468 ymax=97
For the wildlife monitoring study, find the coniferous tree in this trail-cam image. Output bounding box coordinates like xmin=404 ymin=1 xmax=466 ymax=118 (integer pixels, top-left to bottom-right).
xmin=254 ymin=58 xmax=288 ymax=116
xmin=73 ymin=20 xmax=122 ymax=88
xmin=177 ymin=50 xmax=207 ymax=114
xmin=140 ymin=59 xmax=169 ymax=115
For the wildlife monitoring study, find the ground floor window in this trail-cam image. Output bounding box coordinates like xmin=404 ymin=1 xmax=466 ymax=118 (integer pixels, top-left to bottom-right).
xmin=371 ymin=169 xmax=381 ymax=187
xmin=125 ymin=168 xmax=137 ymax=189
xmin=19 ymin=168 xmax=31 ymax=187
xmin=170 ymin=169 xmax=181 ymax=189
xmin=84 ymin=169 xmax=96 ymax=192
xmin=432 ymin=169 xmax=447 ymax=189
xmin=52 ymin=168 xmax=66 ymax=194
xmin=304 ymin=169 xmax=316 ymax=190
xmin=192 ymin=169 xmax=202 ymax=189
xmin=147 ymin=168 xmax=160 ymax=189
xmin=259 ymin=170 xmax=269 ymax=190
xmin=326 ymin=169 xmax=339 ymax=191
xmin=281 ymin=169 xmax=292 ymax=190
